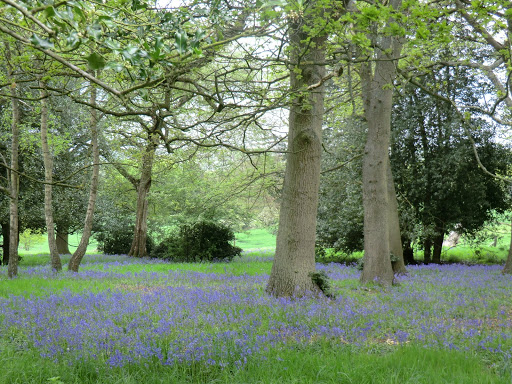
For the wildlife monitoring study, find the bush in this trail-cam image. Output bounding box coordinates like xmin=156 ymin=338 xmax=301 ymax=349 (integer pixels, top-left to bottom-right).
xmin=151 ymin=220 xmax=242 ymax=262
xmin=95 ymin=224 xmax=153 ymax=255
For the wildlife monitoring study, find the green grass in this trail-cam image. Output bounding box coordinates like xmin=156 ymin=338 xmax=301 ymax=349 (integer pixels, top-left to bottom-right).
xmin=1 ymin=343 xmax=506 ymax=384
xmin=17 ymin=232 xmax=99 ymax=256
xmin=235 ymin=228 xmax=276 ymax=250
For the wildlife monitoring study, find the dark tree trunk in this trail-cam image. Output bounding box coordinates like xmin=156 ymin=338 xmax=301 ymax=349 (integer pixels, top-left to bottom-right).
xmin=266 ymin=1 xmax=326 ymax=297
xmin=56 ymin=226 xmax=71 ymax=255
xmin=502 ymin=218 xmax=512 ymax=274
xmin=68 ymin=79 xmax=100 ymax=272
xmin=1 ymin=222 xmax=9 ymax=266
xmin=387 ymin=159 xmax=406 ymax=274
xmin=423 ymin=238 xmax=432 ymax=264
xmin=5 ymin=43 xmax=20 ymax=278
xmin=128 ymin=138 xmax=156 ymax=258
xmin=40 ymin=82 xmax=62 ymax=271
xmin=402 ymin=239 xmax=415 ymax=265
xmin=432 ymin=228 xmax=444 ymax=264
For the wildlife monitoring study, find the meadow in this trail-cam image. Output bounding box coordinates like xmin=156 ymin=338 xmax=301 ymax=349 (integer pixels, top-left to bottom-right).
xmin=1 ymin=242 xmax=512 ymax=383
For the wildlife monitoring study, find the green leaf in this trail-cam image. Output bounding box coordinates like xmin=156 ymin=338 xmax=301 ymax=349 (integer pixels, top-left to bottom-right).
xmin=98 ymin=15 xmax=115 ymax=29
xmin=86 ymin=53 xmax=106 ymax=70
xmin=65 ymin=31 xmax=81 ymax=50
xmin=30 ymin=34 xmax=54 ymax=49
xmin=105 ymin=61 xmax=124 ymax=72
xmin=86 ymin=24 xmax=103 ymax=40
xmin=104 ymin=38 xmax=121 ymax=51
xmin=175 ymin=31 xmax=188 ymax=54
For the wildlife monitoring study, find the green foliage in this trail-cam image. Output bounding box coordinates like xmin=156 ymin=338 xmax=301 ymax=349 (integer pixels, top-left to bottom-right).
xmin=151 ymin=220 xmax=242 ymax=262
xmin=309 ymin=270 xmax=335 ymax=298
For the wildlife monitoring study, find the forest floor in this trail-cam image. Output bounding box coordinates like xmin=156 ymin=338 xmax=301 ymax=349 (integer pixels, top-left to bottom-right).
xmin=0 ymin=248 xmax=511 ymax=383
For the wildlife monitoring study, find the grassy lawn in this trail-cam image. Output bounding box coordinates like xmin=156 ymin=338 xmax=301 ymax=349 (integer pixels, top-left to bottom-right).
xmin=0 ymin=251 xmax=511 ymax=383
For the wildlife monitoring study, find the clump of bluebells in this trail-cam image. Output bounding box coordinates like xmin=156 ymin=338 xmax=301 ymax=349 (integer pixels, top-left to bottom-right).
xmin=0 ymin=257 xmax=511 ymax=370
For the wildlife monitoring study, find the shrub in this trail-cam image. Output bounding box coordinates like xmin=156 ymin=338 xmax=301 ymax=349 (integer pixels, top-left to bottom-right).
xmin=95 ymin=224 xmax=153 ymax=255
xmin=151 ymin=220 xmax=242 ymax=262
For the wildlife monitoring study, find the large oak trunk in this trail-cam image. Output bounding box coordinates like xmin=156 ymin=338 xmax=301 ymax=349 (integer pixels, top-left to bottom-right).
xmin=266 ymin=2 xmax=326 ymax=297
xmin=68 ymin=80 xmax=100 ymax=272
xmin=359 ymin=0 xmax=403 ymax=286
xmin=40 ymin=83 xmax=62 ymax=271
xmin=128 ymin=139 xmax=156 ymax=258
xmin=56 ymin=227 xmax=71 ymax=255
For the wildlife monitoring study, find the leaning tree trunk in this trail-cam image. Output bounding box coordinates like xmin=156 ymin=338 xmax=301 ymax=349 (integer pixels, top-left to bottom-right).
xmin=128 ymin=138 xmax=156 ymax=258
xmin=68 ymin=80 xmax=100 ymax=272
xmin=40 ymin=82 xmax=62 ymax=271
xmin=56 ymin=226 xmax=71 ymax=255
xmin=5 ymin=43 xmax=20 ymax=278
xmin=387 ymin=158 xmax=406 ymax=274
xmin=502 ymin=218 xmax=512 ymax=274
xmin=266 ymin=2 xmax=326 ymax=297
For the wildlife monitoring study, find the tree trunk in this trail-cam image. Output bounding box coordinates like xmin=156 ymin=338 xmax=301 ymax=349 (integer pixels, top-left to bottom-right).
xmin=502 ymin=218 xmax=512 ymax=274
xmin=432 ymin=226 xmax=444 ymax=264
xmin=5 ymin=43 xmax=20 ymax=278
xmin=40 ymin=82 xmax=62 ymax=271
xmin=266 ymin=2 xmax=326 ymax=297
xmin=402 ymin=239 xmax=415 ymax=264
xmin=359 ymin=2 xmax=403 ymax=286
xmin=387 ymin=158 xmax=406 ymax=274
xmin=1 ymin=222 xmax=9 ymax=266
xmin=68 ymin=79 xmax=100 ymax=272
xmin=128 ymin=139 xmax=156 ymax=257
xmin=423 ymin=238 xmax=432 ymax=264
xmin=56 ymin=226 xmax=71 ymax=255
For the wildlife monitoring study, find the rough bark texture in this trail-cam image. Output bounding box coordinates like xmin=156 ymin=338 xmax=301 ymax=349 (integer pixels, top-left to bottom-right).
xmin=6 ymin=43 xmax=20 ymax=278
xmin=266 ymin=3 xmax=326 ymax=297
xmin=387 ymin=159 xmax=406 ymax=274
xmin=40 ymin=83 xmax=62 ymax=271
xmin=503 ymin=219 xmax=512 ymax=274
xmin=56 ymin=227 xmax=71 ymax=255
xmin=360 ymin=7 xmax=403 ymax=285
xmin=68 ymin=82 xmax=100 ymax=272
xmin=1 ymin=222 xmax=9 ymax=266
xmin=432 ymin=228 xmax=444 ymax=264
xmin=128 ymin=139 xmax=156 ymax=258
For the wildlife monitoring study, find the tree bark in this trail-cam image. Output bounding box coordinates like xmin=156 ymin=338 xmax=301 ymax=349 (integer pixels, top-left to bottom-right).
xmin=5 ymin=42 xmax=20 ymax=278
xmin=432 ymin=226 xmax=444 ymax=264
xmin=423 ymin=238 xmax=432 ymax=264
xmin=502 ymin=218 xmax=512 ymax=274
xmin=40 ymin=82 xmax=62 ymax=271
xmin=1 ymin=222 xmax=9 ymax=266
xmin=402 ymin=239 xmax=415 ymax=264
xmin=68 ymin=79 xmax=100 ymax=272
xmin=387 ymin=158 xmax=406 ymax=274
xmin=128 ymin=138 xmax=156 ymax=257
xmin=359 ymin=0 xmax=403 ymax=286
xmin=56 ymin=226 xmax=71 ymax=255
xmin=266 ymin=2 xmax=326 ymax=297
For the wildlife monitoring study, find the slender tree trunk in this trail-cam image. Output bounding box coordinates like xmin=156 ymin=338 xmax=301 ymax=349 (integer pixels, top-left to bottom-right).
xmin=128 ymin=139 xmax=156 ymax=257
xmin=5 ymin=43 xmax=20 ymax=278
xmin=387 ymin=158 xmax=406 ymax=274
xmin=40 ymin=82 xmax=62 ymax=271
xmin=56 ymin=226 xmax=71 ymax=255
xmin=502 ymin=218 xmax=512 ymax=274
xmin=432 ymin=226 xmax=444 ymax=264
xmin=68 ymin=79 xmax=100 ymax=272
xmin=1 ymin=222 xmax=9 ymax=266
xmin=423 ymin=238 xmax=432 ymax=264
xmin=266 ymin=2 xmax=326 ymax=297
